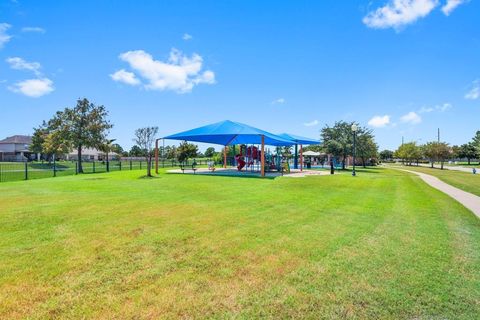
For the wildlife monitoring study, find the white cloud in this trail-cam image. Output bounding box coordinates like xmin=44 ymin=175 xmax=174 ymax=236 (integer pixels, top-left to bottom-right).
xmin=0 ymin=23 xmax=12 ymax=49
xmin=182 ymin=33 xmax=193 ymax=40
xmin=271 ymin=98 xmax=285 ymax=104
xmin=465 ymin=80 xmax=479 ymax=100
xmin=6 ymin=57 xmax=42 ymax=76
xmin=113 ymin=48 xmax=215 ymax=93
xmin=418 ymin=102 xmax=452 ymax=113
xmin=110 ymin=69 xmax=140 ymax=86
xmin=21 ymin=27 xmax=46 ymax=33
xmin=304 ymin=120 xmax=319 ymax=127
xmin=441 ymin=0 xmax=467 ymax=15
xmin=363 ymin=0 xmax=438 ymax=30
xmin=400 ymin=111 xmax=422 ymax=124
xmin=368 ymin=115 xmax=390 ymax=127
xmin=8 ymin=78 xmax=54 ymax=97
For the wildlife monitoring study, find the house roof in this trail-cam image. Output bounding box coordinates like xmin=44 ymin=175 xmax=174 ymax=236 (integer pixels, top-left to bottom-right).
xmin=0 ymin=135 xmax=32 ymax=144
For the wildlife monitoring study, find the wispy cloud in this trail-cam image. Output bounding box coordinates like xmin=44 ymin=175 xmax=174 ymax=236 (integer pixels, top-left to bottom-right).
xmin=465 ymin=80 xmax=479 ymax=100
xmin=182 ymin=33 xmax=193 ymax=41
xmin=363 ymin=0 xmax=438 ymax=30
xmin=0 ymin=23 xmax=12 ymax=49
xmin=271 ymin=98 xmax=285 ymax=105
xmin=110 ymin=69 xmax=140 ymax=86
xmin=21 ymin=27 xmax=46 ymax=33
xmin=400 ymin=111 xmax=422 ymax=124
xmin=112 ymin=48 xmax=215 ymax=93
xmin=304 ymin=120 xmax=319 ymax=127
xmin=8 ymin=78 xmax=54 ymax=97
xmin=441 ymin=0 xmax=468 ymax=16
xmin=6 ymin=57 xmax=42 ymax=76
xmin=418 ymin=102 xmax=452 ymax=113
xmin=368 ymin=115 xmax=390 ymax=128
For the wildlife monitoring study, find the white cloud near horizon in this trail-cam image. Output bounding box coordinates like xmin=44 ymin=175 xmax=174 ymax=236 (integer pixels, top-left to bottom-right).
xmin=0 ymin=23 xmax=12 ymax=49
xmin=363 ymin=0 xmax=438 ymax=29
xmin=6 ymin=57 xmax=42 ymax=76
xmin=441 ymin=0 xmax=467 ymax=15
xmin=400 ymin=111 xmax=422 ymax=124
xmin=110 ymin=69 xmax=140 ymax=86
xmin=182 ymin=33 xmax=193 ymax=40
xmin=304 ymin=120 xmax=319 ymax=127
xmin=113 ymin=48 xmax=215 ymax=93
xmin=465 ymin=80 xmax=479 ymax=100
xmin=21 ymin=26 xmax=46 ymax=33
xmin=8 ymin=78 xmax=54 ymax=97
xmin=272 ymin=98 xmax=285 ymax=104
xmin=368 ymin=115 xmax=391 ymax=127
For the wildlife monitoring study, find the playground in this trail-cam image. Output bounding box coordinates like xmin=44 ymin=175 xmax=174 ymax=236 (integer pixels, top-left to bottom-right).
xmin=158 ymin=120 xmax=323 ymax=178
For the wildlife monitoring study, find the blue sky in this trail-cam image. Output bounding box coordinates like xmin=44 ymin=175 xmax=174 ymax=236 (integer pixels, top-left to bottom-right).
xmin=1 ymin=0 xmax=479 ymax=151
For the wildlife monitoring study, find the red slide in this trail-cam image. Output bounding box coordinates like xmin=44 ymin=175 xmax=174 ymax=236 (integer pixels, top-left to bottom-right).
xmin=235 ymin=154 xmax=246 ymax=171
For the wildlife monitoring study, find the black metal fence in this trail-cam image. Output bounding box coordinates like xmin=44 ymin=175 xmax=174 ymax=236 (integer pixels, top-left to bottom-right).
xmin=0 ymin=158 xmax=214 ymax=183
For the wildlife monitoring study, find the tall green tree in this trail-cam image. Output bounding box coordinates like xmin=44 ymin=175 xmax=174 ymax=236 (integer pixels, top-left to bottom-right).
xmin=204 ymin=147 xmax=216 ymax=158
xmin=133 ymin=127 xmax=158 ymax=177
xmin=379 ymin=150 xmax=394 ymax=161
xmin=458 ymin=143 xmax=478 ymax=165
xmin=129 ymin=145 xmax=146 ymax=157
xmin=394 ymin=142 xmax=422 ymax=166
xmin=356 ymin=134 xmax=378 ymax=167
xmin=321 ymin=121 xmax=355 ymax=169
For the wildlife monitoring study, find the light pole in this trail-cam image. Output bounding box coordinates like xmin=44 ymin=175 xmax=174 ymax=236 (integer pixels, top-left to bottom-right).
xmin=351 ymin=124 xmax=357 ymax=176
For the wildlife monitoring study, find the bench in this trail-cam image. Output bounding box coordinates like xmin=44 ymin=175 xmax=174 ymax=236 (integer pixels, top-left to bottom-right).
xmin=179 ymin=162 xmax=197 ymax=174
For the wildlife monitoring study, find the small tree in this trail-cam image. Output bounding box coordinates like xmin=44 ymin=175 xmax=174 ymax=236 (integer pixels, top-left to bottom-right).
xmin=134 ymin=127 xmax=158 ymax=177
xmin=395 ymin=142 xmax=421 ymax=166
xmin=458 ymin=143 xmax=478 ymax=165
xmin=177 ymin=141 xmax=198 ymax=163
xmin=379 ymin=150 xmax=394 ymax=161
xmin=204 ymin=147 xmax=216 ymax=158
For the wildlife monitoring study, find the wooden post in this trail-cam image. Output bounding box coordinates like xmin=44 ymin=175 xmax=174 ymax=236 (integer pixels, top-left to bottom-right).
xmin=300 ymin=144 xmax=303 ymax=172
xmin=261 ymin=135 xmax=265 ymax=177
xmin=155 ymin=139 xmax=159 ymax=174
xmin=223 ymin=146 xmax=227 ymax=168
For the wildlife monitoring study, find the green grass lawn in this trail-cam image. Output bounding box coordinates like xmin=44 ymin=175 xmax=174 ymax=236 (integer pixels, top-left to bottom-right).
xmin=389 ymin=164 xmax=480 ymax=197
xmin=0 ymin=168 xmax=479 ymax=319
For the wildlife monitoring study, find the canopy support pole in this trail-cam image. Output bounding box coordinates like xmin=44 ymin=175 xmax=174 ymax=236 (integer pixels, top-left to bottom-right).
xmin=294 ymin=144 xmax=298 ymax=169
xmin=223 ymin=146 xmax=227 ymax=168
xmin=261 ymin=135 xmax=265 ymax=177
xmin=300 ymin=144 xmax=303 ymax=172
xmin=155 ymin=138 xmax=160 ymax=174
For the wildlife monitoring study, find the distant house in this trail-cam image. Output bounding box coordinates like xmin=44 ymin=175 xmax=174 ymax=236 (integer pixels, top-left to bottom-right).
xmin=0 ymin=135 xmax=36 ymax=162
xmin=66 ymin=148 xmax=119 ymax=161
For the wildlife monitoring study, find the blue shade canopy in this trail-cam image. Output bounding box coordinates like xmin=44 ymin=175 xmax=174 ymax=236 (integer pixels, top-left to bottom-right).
xmin=164 ymin=120 xmax=295 ymax=146
xmin=278 ymin=133 xmax=320 ymax=145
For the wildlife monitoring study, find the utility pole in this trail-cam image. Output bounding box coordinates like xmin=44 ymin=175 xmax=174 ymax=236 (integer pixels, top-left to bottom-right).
xmin=437 ymin=128 xmax=440 ymax=142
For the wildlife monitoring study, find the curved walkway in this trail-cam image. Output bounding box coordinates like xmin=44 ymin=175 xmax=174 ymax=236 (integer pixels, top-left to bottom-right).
xmin=399 ymin=169 xmax=480 ymax=218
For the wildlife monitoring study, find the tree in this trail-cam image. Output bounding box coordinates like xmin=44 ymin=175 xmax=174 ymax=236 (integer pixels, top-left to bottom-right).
xmin=356 ymin=134 xmax=378 ymax=167
xmin=30 ymin=121 xmax=49 ymax=159
xmin=35 ymin=98 xmax=112 ymax=172
xmin=394 ymin=142 xmax=422 ymax=166
xmin=321 ymin=121 xmax=355 ymax=169
xmin=177 ymin=141 xmax=198 ymax=162
xmin=129 ymin=145 xmax=145 ymax=157
xmin=379 ymin=150 xmax=394 ymax=161
xmin=204 ymin=147 xmax=216 ymax=158
xmin=458 ymin=143 xmax=478 ymax=165
xmin=133 ymin=127 xmax=159 ymax=177
xmin=436 ymin=142 xmax=451 ymax=170
xmin=110 ymin=143 xmax=124 ymax=156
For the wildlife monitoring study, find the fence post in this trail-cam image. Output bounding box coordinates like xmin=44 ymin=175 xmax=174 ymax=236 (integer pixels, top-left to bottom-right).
xmin=140 ymin=161 xmax=142 ymax=170
xmin=0 ymin=163 xmax=2 ymax=182
xmin=93 ymin=161 xmax=96 ymax=173
xmin=119 ymin=161 xmax=122 ymax=171
xmin=75 ymin=162 xmax=78 ymax=175
xmin=107 ymin=160 xmax=110 ymax=172
xmin=130 ymin=160 xmax=132 ymax=170
xmin=25 ymin=162 xmax=28 ymax=180
xmin=53 ymin=157 xmax=57 ymax=177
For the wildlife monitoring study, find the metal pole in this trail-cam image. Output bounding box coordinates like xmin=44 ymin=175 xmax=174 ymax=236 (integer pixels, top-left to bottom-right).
xmin=294 ymin=144 xmax=298 ymax=169
xmin=25 ymin=162 xmax=28 ymax=180
xmin=223 ymin=146 xmax=227 ymax=168
xmin=352 ymin=131 xmax=356 ymax=176
xmin=300 ymin=144 xmax=303 ymax=172
xmin=155 ymin=138 xmax=159 ymax=174
xmin=53 ymin=155 xmax=56 ymax=177
xmin=261 ymin=135 xmax=265 ymax=177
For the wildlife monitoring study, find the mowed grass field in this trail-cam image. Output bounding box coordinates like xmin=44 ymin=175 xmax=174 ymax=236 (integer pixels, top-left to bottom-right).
xmin=389 ymin=164 xmax=480 ymax=197
xmin=0 ymin=168 xmax=479 ymax=319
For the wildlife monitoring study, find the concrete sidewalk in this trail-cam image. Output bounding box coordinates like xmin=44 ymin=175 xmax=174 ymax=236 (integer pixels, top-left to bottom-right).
xmin=400 ymin=169 xmax=480 ymax=218
xmin=417 ymin=163 xmax=479 ymax=173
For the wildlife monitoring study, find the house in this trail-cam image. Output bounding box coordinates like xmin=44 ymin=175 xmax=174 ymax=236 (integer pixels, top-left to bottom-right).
xmin=0 ymin=135 xmax=36 ymax=162
xmin=66 ymin=148 xmax=119 ymax=161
